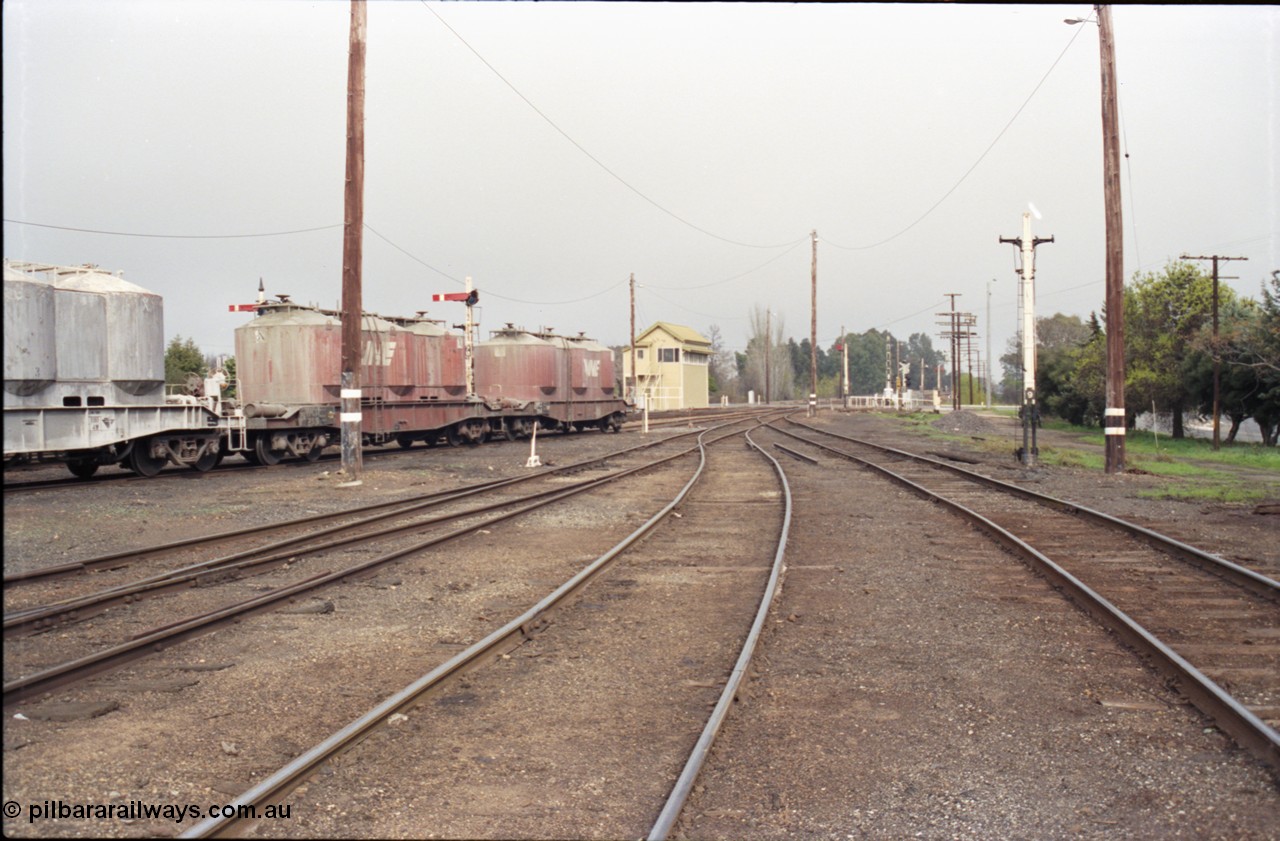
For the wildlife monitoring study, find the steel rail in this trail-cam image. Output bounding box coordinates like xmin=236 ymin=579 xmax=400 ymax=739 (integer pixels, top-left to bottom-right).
xmin=5 ymin=426 xmax=749 ymax=636
xmin=179 ymin=427 xmax=724 ymax=838
xmin=629 ymin=407 xmax=777 ymax=430
xmin=768 ymin=421 xmax=1280 ymax=777
xmin=6 ymin=417 xmax=776 ymax=629
xmin=648 ymin=427 xmax=794 ymax=840
xmin=4 ymin=475 xmax=517 ymax=583
xmin=4 ymin=419 xmax=739 ymax=586
xmin=781 ymin=417 xmax=1280 ymax=602
xmin=3 ymin=423 xmax=763 ymax=706
xmin=0 ymin=430 xmax=583 ymax=494
xmin=5 ymin=477 xmax=553 ymax=626
xmin=1 ymin=449 xmax=333 ymax=494
xmin=771 ymin=442 xmax=819 ymax=465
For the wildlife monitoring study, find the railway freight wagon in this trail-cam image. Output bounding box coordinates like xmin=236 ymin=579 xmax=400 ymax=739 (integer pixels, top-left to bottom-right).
xmin=474 ymin=326 xmax=624 ymax=434
xmin=232 ymin=302 xmax=627 ymax=457
xmin=3 ymin=260 xmax=223 ymax=476
xmin=234 ymin=300 xmax=488 ymax=454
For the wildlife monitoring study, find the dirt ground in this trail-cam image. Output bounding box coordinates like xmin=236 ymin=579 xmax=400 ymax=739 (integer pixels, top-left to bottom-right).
xmin=677 ymin=411 xmax=1280 ymax=840
xmin=3 ymin=410 xmax=1278 ymax=839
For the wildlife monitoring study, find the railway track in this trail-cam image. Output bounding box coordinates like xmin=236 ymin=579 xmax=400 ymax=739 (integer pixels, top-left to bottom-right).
xmin=4 ymin=423 xmax=727 ymax=590
xmin=1 ymin=430 xmax=566 ymax=495
xmin=177 ymin=424 xmax=791 ymax=838
xmin=0 ymin=407 xmax=773 ymax=495
xmin=4 ymin=409 xmax=1275 ymax=837
xmin=3 ymin=416 xmax=785 ymax=706
xmin=771 ymin=415 xmax=1280 ymax=775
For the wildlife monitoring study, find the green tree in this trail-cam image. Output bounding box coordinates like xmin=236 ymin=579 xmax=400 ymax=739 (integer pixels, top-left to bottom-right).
xmin=1000 ymin=313 xmax=1094 ymax=408
xmin=837 ymin=329 xmax=897 ymax=396
xmin=222 ymin=356 xmax=237 ymax=401
xmin=904 ymin=332 xmax=944 ymax=392
xmin=1124 ymin=261 xmax=1224 ymax=438
xmin=1038 ymin=316 xmax=1106 ymax=426
xmin=1218 ymin=271 xmax=1280 ymax=445
xmin=1031 ymin=313 xmax=1101 ymax=424
xmin=164 ymin=335 xmax=206 ymax=385
xmin=786 ymin=337 xmax=839 ymax=397
xmin=1248 ymin=272 xmax=1280 ymax=444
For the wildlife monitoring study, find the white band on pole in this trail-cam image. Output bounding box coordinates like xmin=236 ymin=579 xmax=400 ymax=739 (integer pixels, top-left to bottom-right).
xmin=1105 ymin=407 xmax=1125 ymax=416
xmin=340 ymin=412 xmax=363 ymax=422
xmin=340 ymin=389 xmax=362 ymax=399
xmin=1104 ymin=427 xmax=1126 ymax=436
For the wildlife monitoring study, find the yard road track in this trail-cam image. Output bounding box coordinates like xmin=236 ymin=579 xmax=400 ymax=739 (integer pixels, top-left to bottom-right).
xmin=671 ymin=419 xmax=1279 ymax=840
xmin=5 ymin=408 xmax=1276 ymax=839
xmin=774 ymin=417 xmax=1280 ymax=775
xmin=190 ymin=427 xmax=790 ymax=839
xmin=4 ymin=419 xmax=781 ymax=705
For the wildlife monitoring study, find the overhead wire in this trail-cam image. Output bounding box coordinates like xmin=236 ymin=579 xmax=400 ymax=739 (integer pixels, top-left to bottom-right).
xmin=644 ymin=238 xmax=810 ymax=291
xmin=1119 ymin=88 xmax=1142 ymax=272
xmin=484 ymin=278 xmax=630 ymax=307
xmin=416 ymin=0 xmax=806 ymax=251
xmin=11 ymin=10 xmax=1097 ymax=287
xmin=643 ymin=286 xmax=748 ymax=323
xmin=822 ymin=21 xmax=1090 ymax=252
xmin=364 ymin=224 xmax=458 ymax=282
xmin=876 ymin=299 xmax=948 ymax=331
xmin=1 ymin=219 xmax=342 ymax=239
xmin=16 ymin=6 xmax=1223 ymax=346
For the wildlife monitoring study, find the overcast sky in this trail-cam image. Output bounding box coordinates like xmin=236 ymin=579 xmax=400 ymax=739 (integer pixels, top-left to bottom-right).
xmin=4 ymin=2 xmax=1277 ymax=378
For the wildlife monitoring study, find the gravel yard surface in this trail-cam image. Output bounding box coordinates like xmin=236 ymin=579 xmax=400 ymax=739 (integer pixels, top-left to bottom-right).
xmin=677 ymin=414 xmax=1279 ymax=840
xmin=3 ymin=410 xmax=1277 ymax=839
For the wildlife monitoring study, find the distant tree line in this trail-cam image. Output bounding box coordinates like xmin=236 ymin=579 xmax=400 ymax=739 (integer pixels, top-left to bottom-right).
xmin=704 ymin=261 xmax=1278 ymax=445
xmin=997 ymin=262 xmax=1279 ymax=445
xmin=165 ymin=259 xmax=1280 ymax=446
xmin=708 ymin=306 xmax=948 ymax=404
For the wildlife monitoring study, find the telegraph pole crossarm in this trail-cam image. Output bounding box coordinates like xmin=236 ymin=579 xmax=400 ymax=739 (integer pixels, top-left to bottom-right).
xmin=1180 ymin=253 xmax=1248 ymax=450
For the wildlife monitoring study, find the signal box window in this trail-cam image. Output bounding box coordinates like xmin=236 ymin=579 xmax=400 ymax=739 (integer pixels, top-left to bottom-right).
xmin=659 ymin=348 xmax=680 ymax=363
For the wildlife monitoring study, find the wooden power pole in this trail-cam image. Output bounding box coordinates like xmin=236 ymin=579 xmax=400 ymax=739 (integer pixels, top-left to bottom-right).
xmin=765 ymin=308 xmax=771 ymax=405
xmin=1180 ymin=253 xmax=1247 ymax=450
xmin=339 ymin=0 xmax=367 ymax=486
xmin=943 ymin=293 xmax=960 ymax=410
xmin=810 ymin=230 xmax=818 ymax=416
xmin=1098 ymin=4 xmax=1127 ymax=473
xmin=629 ymin=273 xmax=637 ymax=404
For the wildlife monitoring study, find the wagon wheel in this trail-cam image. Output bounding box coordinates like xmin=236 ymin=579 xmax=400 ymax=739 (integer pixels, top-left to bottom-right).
xmin=396 ymin=432 xmax=417 ymax=449
xmin=67 ymin=459 xmax=99 ymax=479
xmin=502 ymin=421 xmax=518 ymax=442
xmin=190 ymin=448 xmax=219 ymax=473
xmin=446 ymin=425 xmax=466 ymax=447
xmin=303 ymin=443 xmax=324 ymax=462
xmin=128 ymin=437 xmax=167 ymax=477
xmin=253 ymin=436 xmax=284 ymax=466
